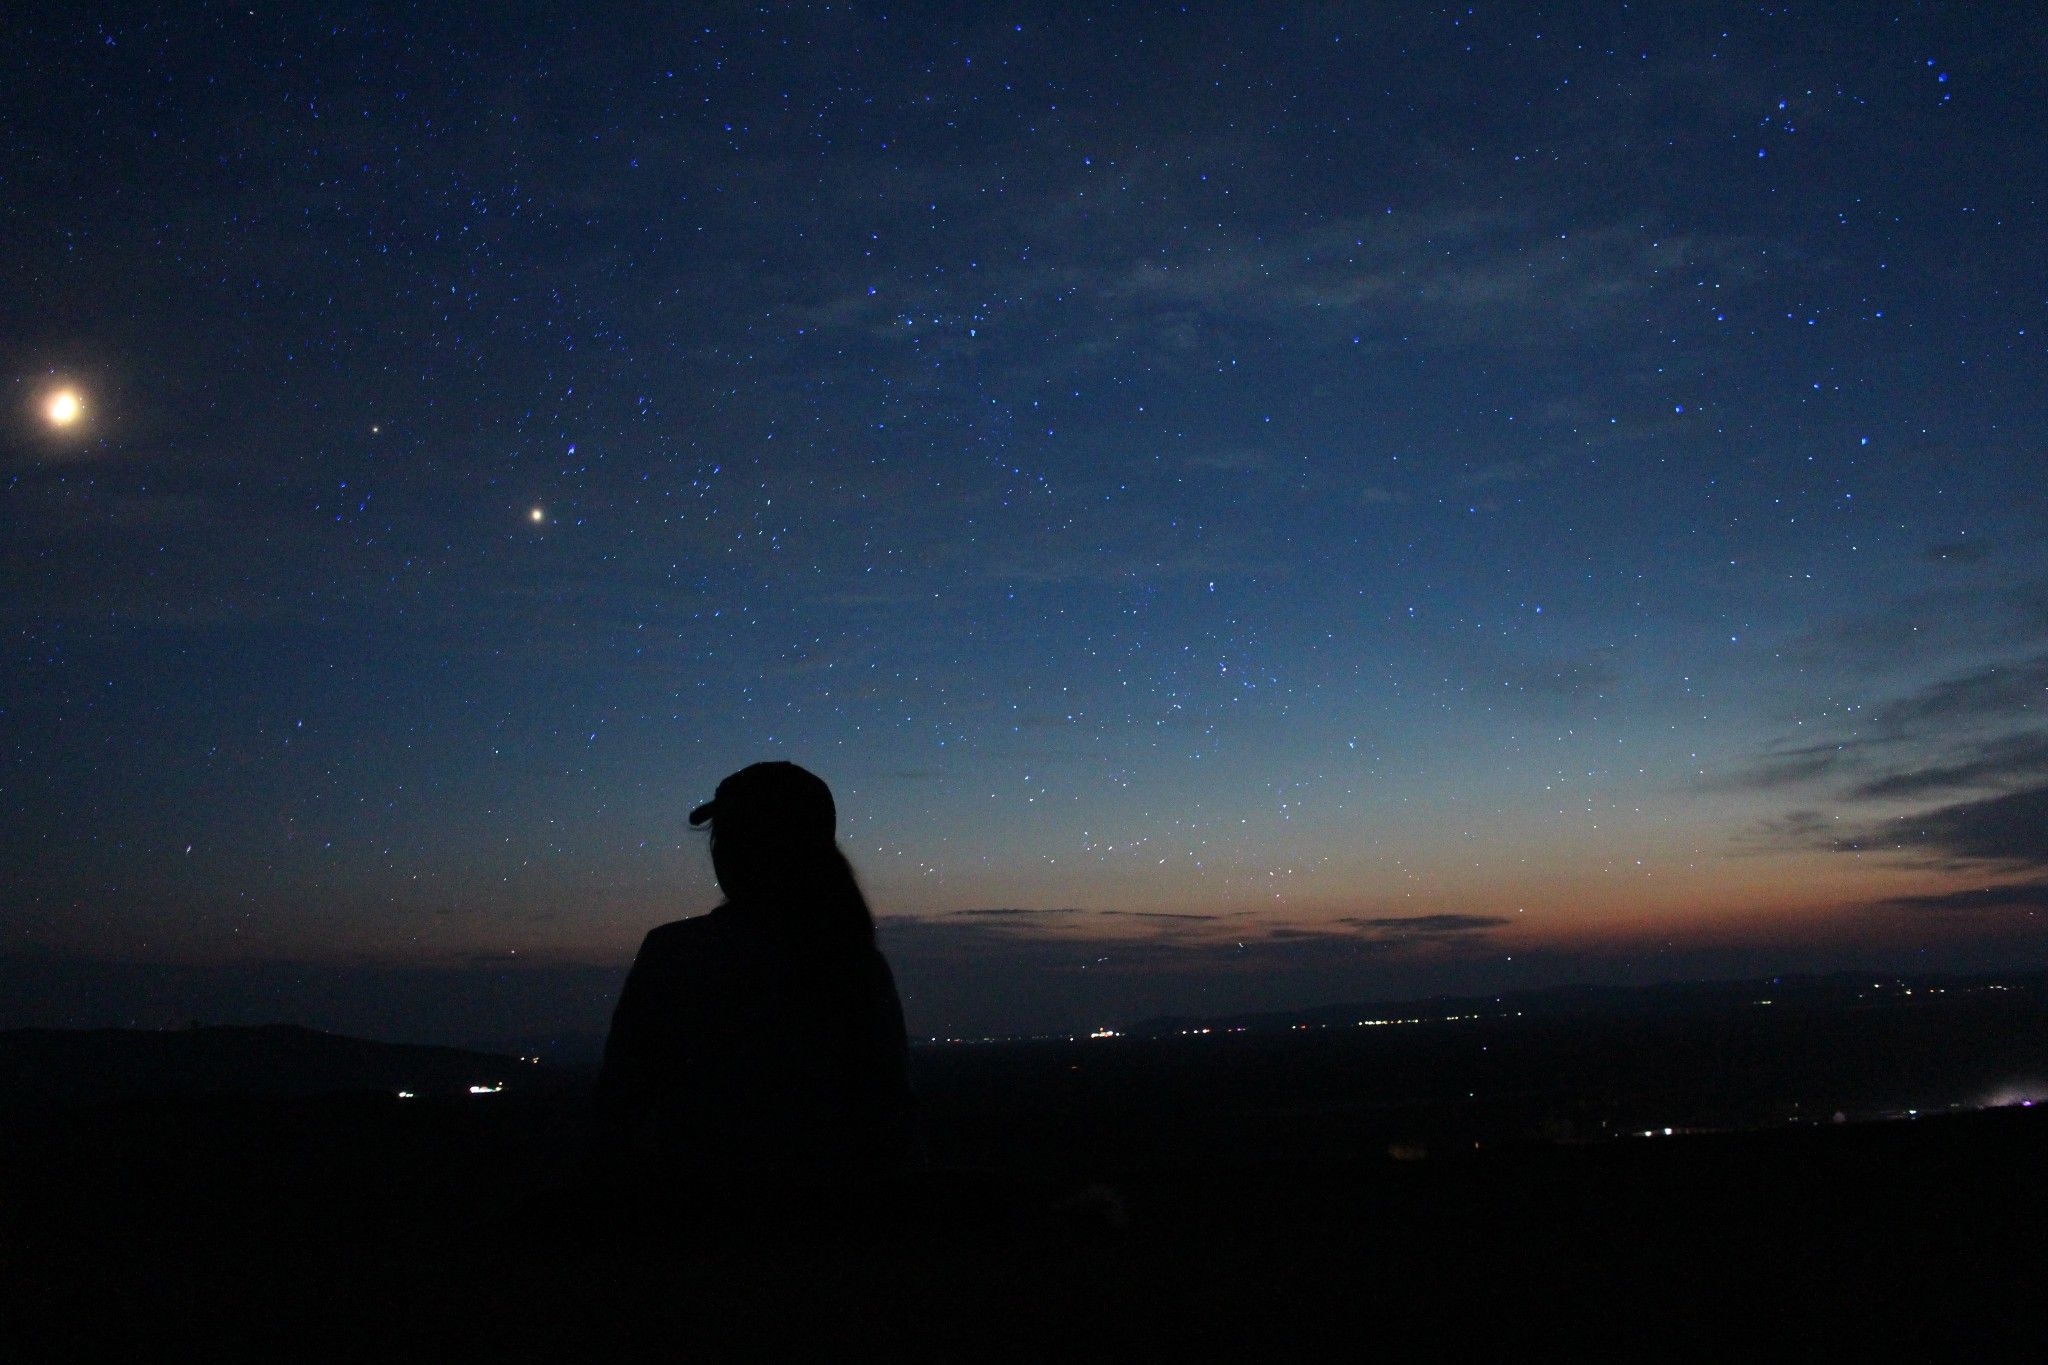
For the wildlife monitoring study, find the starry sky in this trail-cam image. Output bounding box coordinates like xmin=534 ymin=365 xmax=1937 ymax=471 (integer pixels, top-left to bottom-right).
xmin=4 ymin=3 xmax=2045 ymax=1042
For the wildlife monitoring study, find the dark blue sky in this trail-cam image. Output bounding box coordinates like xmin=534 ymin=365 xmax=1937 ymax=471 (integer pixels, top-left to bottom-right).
xmin=5 ymin=3 xmax=2045 ymax=1040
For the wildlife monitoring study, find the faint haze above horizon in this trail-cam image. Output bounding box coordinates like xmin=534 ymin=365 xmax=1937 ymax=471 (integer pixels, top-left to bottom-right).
xmin=3 ymin=3 xmax=2045 ymax=1039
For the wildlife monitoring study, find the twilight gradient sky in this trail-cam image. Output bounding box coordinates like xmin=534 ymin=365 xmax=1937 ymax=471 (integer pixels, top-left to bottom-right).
xmin=4 ymin=3 xmax=2045 ymax=1040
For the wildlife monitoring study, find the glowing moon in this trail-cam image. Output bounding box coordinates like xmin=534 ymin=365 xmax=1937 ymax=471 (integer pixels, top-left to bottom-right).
xmin=45 ymin=388 xmax=82 ymax=427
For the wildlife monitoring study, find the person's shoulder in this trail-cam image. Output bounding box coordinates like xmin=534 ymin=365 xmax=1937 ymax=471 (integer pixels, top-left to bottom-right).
xmin=638 ymin=912 xmax=724 ymax=957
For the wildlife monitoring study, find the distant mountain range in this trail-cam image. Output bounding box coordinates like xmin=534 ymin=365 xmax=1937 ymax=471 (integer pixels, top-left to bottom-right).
xmin=0 ymin=1023 xmax=527 ymax=1112
xmin=1126 ymin=968 xmax=2048 ymax=1038
xmin=8 ymin=971 xmax=2040 ymax=1116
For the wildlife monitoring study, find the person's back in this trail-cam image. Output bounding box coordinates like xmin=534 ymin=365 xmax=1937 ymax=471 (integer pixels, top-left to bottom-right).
xmin=596 ymin=904 xmax=911 ymax=1171
xmin=592 ymin=762 xmax=913 ymax=1179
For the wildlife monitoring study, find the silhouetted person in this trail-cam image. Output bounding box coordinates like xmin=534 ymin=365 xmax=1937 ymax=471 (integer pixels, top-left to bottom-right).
xmin=593 ymin=762 xmax=913 ymax=1182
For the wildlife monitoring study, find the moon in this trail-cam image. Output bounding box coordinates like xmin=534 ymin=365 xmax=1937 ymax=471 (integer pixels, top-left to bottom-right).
xmin=45 ymin=388 xmax=83 ymax=427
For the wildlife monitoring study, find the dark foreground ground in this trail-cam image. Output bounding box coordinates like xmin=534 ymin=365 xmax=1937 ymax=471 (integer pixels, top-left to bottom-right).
xmin=4 ymin=1095 xmax=2046 ymax=1355
xmin=5 ymin=975 xmax=2047 ymax=1356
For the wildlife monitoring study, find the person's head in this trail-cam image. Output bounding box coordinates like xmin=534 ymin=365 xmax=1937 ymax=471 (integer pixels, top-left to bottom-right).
xmin=689 ymin=762 xmax=873 ymax=943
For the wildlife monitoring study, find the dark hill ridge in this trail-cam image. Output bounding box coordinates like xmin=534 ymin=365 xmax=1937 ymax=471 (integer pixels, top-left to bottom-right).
xmin=1127 ymin=966 xmax=2048 ymax=1035
xmin=0 ymin=1023 xmax=526 ymax=1112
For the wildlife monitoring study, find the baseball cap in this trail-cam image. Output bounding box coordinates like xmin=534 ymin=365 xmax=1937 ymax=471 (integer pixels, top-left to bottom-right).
xmin=687 ymin=761 xmax=837 ymax=839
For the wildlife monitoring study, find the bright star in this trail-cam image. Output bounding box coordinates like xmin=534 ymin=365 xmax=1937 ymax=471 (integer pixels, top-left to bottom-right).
xmin=530 ymin=507 xmax=546 ymax=523
xmin=45 ymin=388 xmax=82 ymax=427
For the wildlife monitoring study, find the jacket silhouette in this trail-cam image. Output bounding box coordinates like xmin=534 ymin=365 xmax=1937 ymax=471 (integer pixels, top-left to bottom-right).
xmin=593 ymin=762 xmax=912 ymax=1175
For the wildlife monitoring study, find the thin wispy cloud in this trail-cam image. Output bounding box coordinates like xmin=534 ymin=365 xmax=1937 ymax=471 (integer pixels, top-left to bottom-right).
xmin=1336 ymin=913 xmax=1511 ymax=941
xmin=1735 ymin=631 xmax=2048 ymax=882
xmin=1869 ymin=879 xmax=2048 ymax=915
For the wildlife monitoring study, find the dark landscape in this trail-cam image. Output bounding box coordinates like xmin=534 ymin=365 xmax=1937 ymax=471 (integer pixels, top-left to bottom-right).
xmin=5 ymin=971 xmax=2044 ymax=1354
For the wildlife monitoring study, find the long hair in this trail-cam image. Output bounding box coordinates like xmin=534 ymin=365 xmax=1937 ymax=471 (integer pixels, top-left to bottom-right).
xmin=708 ymin=823 xmax=877 ymax=951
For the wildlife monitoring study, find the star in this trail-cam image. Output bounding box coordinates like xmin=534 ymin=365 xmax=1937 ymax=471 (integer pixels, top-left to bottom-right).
xmin=530 ymin=507 xmax=546 ymax=523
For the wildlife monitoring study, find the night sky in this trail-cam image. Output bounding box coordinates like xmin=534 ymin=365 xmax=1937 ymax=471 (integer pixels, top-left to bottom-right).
xmin=5 ymin=3 xmax=2045 ymax=1042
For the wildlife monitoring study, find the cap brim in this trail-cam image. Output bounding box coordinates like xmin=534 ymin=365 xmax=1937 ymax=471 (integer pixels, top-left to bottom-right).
xmin=687 ymin=800 xmax=716 ymax=826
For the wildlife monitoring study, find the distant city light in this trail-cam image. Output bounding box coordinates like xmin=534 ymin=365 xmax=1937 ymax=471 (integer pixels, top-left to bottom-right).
xmin=1817 ymin=1087 xmax=2048 ymax=1122
xmin=469 ymin=1083 xmax=503 ymax=1094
